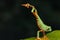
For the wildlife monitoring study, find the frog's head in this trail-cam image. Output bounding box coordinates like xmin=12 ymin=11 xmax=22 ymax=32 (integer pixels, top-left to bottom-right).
xmin=46 ymin=26 xmax=52 ymax=32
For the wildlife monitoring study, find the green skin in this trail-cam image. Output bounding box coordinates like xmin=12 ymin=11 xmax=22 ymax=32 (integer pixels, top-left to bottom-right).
xmin=21 ymin=3 xmax=52 ymax=40
xmin=31 ymin=6 xmax=52 ymax=32
xmin=21 ymin=3 xmax=52 ymax=32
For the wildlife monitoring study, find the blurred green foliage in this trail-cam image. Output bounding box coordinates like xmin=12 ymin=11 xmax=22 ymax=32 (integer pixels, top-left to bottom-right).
xmin=20 ymin=30 xmax=60 ymax=40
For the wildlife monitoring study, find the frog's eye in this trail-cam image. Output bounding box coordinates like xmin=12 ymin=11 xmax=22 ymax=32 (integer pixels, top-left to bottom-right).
xmin=47 ymin=27 xmax=52 ymax=31
xmin=47 ymin=28 xmax=50 ymax=31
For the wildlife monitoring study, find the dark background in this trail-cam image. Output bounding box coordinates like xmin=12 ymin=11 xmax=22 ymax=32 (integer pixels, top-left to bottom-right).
xmin=0 ymin=0 xmax=60 ymax=40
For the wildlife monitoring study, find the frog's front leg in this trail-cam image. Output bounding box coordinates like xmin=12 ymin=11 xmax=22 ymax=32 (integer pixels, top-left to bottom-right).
xmin=36 ymin=30 xmax=49 ymax=40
